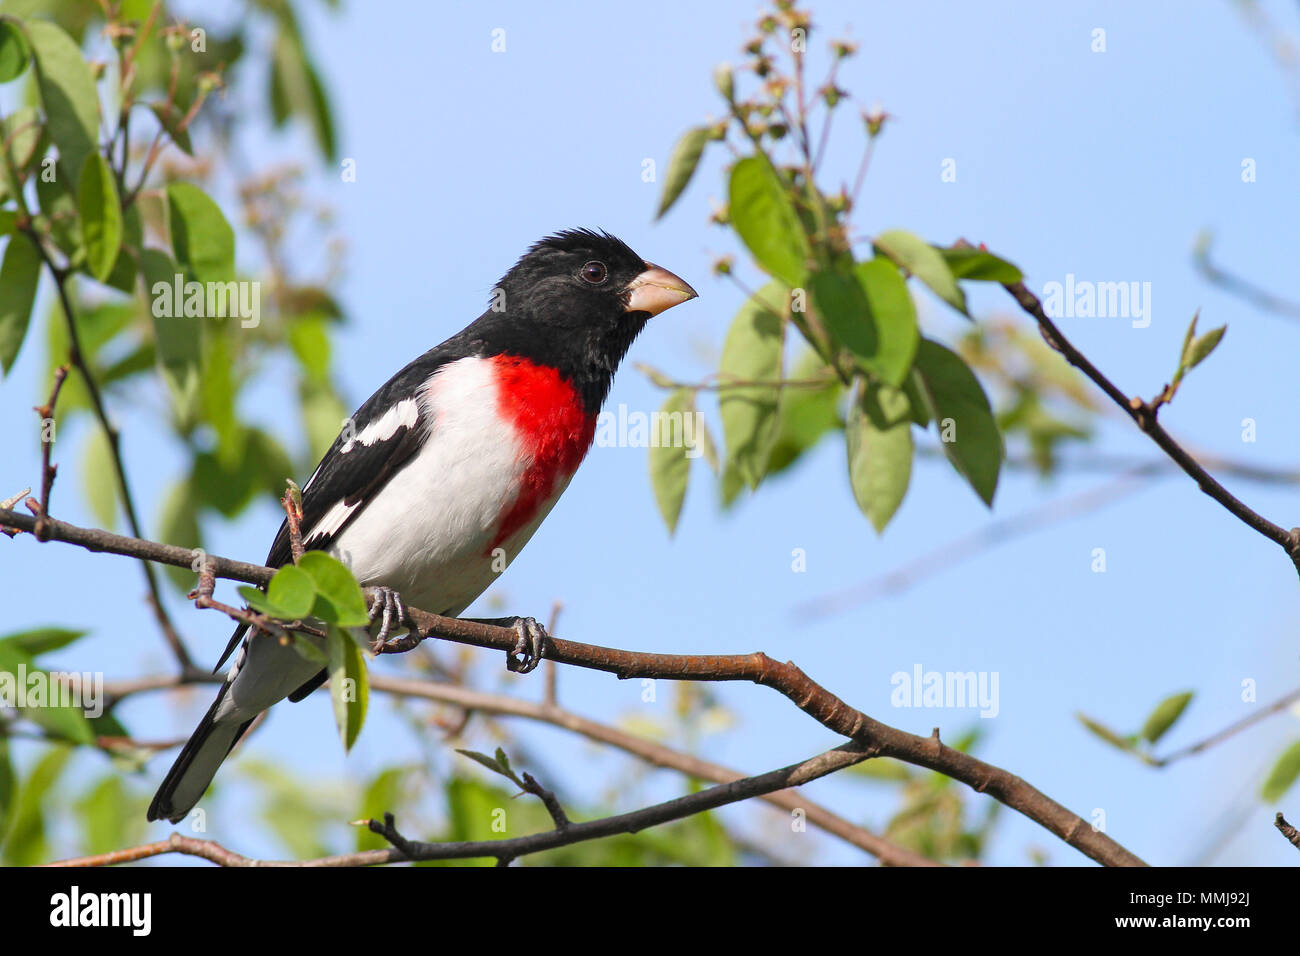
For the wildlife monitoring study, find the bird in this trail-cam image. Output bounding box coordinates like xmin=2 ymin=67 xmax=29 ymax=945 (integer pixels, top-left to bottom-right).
xmin=147 ymin=228 xmax=697 ymax=823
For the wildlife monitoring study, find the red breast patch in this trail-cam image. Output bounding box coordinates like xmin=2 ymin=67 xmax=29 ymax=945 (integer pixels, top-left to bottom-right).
xmin=489 ymin=355 xmax=596 ymax=550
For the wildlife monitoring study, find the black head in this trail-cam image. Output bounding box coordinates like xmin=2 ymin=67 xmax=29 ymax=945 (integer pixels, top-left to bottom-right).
xmin=471 ymin=228 xmax=697 ymax=413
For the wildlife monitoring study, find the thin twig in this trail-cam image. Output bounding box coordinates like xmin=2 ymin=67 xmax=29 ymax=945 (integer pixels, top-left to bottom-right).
xmin=19 ymin=225 xmax=194 ymax=671
xmin=1276 ymin=813 xmax=1300 ymax=852
xmin=544 ymin=600 xmax=562 ymax=707
xmin=999 ymin=274 xmax=1300 ymax=575
xmin=1149 ymin=686 xmax=1300 ymax=767
xmin=1194 ymin=236 xmax=1300 ymax=321
xmin=367 ymin=742 xmax=873 ymax=866
xmin=31 ymin=365 xmax=68 ymax=540
xmin=520 ymin=771 xmax=570 ymax=829
xmin=282 ymin=484 xmax=305 ymax=564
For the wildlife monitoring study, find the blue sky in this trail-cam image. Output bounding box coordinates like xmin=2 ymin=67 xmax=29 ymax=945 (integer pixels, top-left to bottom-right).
xmin=3 ymin=0 xmax=1300 ymax=865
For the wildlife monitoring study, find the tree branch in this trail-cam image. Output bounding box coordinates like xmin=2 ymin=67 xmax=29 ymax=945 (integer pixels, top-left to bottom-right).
xmin=46 ymin=742 xmax=875 ymax=867
xmin=0 ymin=507 xmax=1146 ymax=866
xmin=97 ymin=667 xmax=934 ymax=865
xmin=999 ymin=277 xmax=1300 ymax=574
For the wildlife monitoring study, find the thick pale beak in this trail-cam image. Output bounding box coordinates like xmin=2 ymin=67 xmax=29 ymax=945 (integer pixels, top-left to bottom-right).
xmin=625 ymin=262 xmax=698 ymax=316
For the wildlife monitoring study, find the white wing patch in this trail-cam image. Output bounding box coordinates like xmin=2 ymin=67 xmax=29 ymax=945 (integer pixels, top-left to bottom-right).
xmin=304 ymin=498 xmax=360 ymax=545
xmin=341 ymin=398 xmax=420 ymax=454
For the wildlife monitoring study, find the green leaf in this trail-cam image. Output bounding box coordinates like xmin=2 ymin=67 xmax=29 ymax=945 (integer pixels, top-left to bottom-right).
xmin=846 ymin=380 xmax=914 ymax=532
xmin=656 ymin=126 xmax=710 ymax=219
xmin=81 ymin=427 xmax=119 ymax=529
xmin=939 ymin=246 xmax=1023 ymax=283
xmin=855 ymin=257 xmax=919 ymax=385
xmin=301 ymin=56 xmax=336 ymax=162
xmin=728 ymin=155 xmax=810 ymax=286
xmin=269 ymin=29 xmax=336 ymax=161
xmin=649 ymin=388 xmax=694 ymax=534
xmin=0 ymin=232 xmax=41 ymax=374
xmin=326 ymin=626 xmax=368 ymax=751
xmin=237 ymin=585 xmax=286 ymax=619
xmin=808 ymin=266 xmax=880 ymax=371
xmin=23 ymin=692 xmax=95 ymax=746
xmin=0 ymin=21 xmax=29 ymax=83
xmin=299 ymin=378 xmax=348 ymax=462
xmin=247 ymin=428 xmax=295 ymax=502
xmin=0 ymin=106 xmax=43 ymax=200
xmin=288 ymin=314 xmax=332 ymax=379
xmin=848 ymin=757 xmax=913 ymax=782
xmin=297 ymin=551 xmax=369 ymax=627
xmin=1260 ymin=739 xmax=1300 ymax=803
xmin=1183 ymin=324 xmax=1225 ymax=372
xmin=1077 ymin=714 xmax=1137 ymax=753
xmin=0 ymin=642 xmax=94 ymax=748
xmin=912 ymin=338 xmax=1002 ymax=506
xmin=0 ymin=743 xmax=71 ymax=865
xmin=148 ymin=102 xmax=192 ymax=156
xmin=719 ymin=458 xmax=744 ymax=508
xmin=718 ymin=280 xmax=785 ymax=489
xmin=266 ymin=565 xmax=317 ymax=620
xmin=696 ymin=416 xmax=720 ymax=475
xmin=157 ymin=477 xmax=201 ymax=592
xmin=103 ymin=244 xmax=137 ymax=295
xmin=77 ymin=153 xmax=122 ymax=282
xmin=766 ymin=349 xmax=842 ymax=476
xmin=1140 ymin=690 xmax=1193 ymax=745
xmin=76 ymin=776 xmax=143 ymax=855
xmin=455 ymin=748 xmax=525 ymax=787
xmin=1167 ymin=311 xmax=1226 ymax=405
xmin=166 ymin=182 xmax=235 ymax=284
xmin=289 ymin=631 xmax=329 ymax=668
xmin=874 ymin=230 xmax=967 ymax=316
xmin=901 ymin=368 xmax=932 ymax=427
xmin=0 ymin=627 xmax=86 ymax=656
xmin=140 ymin=247 xmax=201 ymax=411
xmin=35 ymin=172 xmax=82 ymax=263
xmin=0 ymin=741 xmax=13 ymax=841
xmin=355 ymin=767 xmax=407 ymax=851
xmin=26 ymin=19 xmax=99 ymax=188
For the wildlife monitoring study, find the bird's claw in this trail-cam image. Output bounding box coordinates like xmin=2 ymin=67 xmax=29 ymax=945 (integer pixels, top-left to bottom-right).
xmin=367 ymin=587 xmax=409 ymax=653
xmin=506 ymin=617 xmax=547 ymax=674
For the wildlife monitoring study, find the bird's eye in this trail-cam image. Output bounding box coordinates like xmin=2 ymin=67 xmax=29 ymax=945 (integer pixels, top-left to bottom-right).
xmin=580 ymin=260 xmax=608 ymax=284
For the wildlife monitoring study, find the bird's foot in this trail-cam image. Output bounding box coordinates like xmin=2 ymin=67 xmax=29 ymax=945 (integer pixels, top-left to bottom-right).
xmin=464 ymin=616 xmax=549 ymax=674
xmin=367 ymin=587 xmax=410 ymax=653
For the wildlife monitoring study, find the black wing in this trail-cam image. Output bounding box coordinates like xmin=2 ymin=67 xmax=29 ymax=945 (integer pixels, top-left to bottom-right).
xmin=265 ymin=347 xmax=460 ymax=569
xmin=212 ymin=342 xmax=469 ymax=672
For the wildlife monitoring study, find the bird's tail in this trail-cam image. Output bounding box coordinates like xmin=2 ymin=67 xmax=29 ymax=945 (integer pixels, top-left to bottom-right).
xmin=146 ymin=684 xmax=253 ymax=824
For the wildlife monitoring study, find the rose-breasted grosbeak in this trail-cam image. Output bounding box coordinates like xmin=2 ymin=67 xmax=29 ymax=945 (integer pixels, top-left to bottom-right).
xmin=147 ymin=229 xmax=696 ymax=823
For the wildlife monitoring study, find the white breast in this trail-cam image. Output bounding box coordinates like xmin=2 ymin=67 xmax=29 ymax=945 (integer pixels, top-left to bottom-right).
xmin=327 ymin=356 xmax=550 ymax=616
